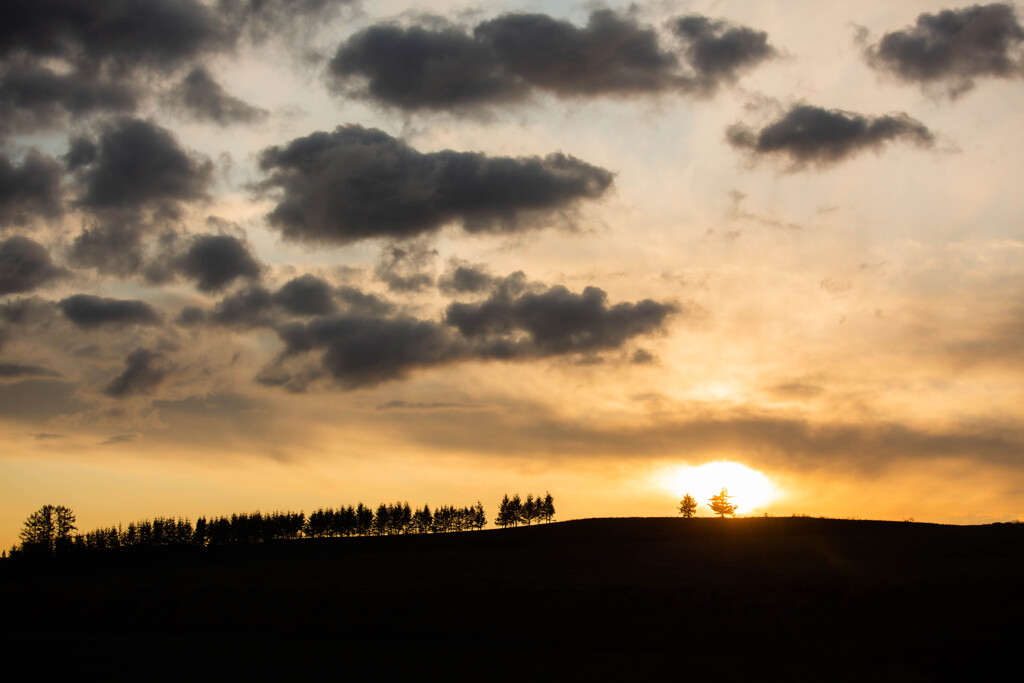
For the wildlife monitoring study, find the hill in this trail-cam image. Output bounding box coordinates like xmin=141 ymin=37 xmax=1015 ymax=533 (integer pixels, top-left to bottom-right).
xmin=2 ymin=516 xmax=1020 ymax=677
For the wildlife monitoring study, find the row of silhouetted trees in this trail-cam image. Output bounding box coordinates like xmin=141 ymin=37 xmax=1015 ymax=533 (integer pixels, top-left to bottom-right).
xmin=8 ymin=495 xmax=555 ymax=559
xmin=494 ymin=493 xmax=555 ymax=527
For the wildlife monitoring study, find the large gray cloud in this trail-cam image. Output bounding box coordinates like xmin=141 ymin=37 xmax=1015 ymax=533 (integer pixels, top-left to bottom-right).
xmin=0 ymin=235 xmax=67 ymax=294
xmin=0 ymin=0 xmax=231 ymax=70
xmin=0 ymin=150 xmax=63 ymax=227
xmin=726 ymin=104 xmax=935 ymax=168
xmin=0 ymin=63 xmax=139 ymax=137
xmin=445 ymin=280 xmax=678 ymax=357
xmin=864 ymin=3 xmax=1024 ymax=97
xmin=166 ymin=66 xmax=268 ymax=126
xmin=103 ymin=347 xmax=171 ymax=398
xmin=257 ymin=124 xmax=614 ymax=244
xmin=264 ymin=273 xmax=677 ymax=390
xmin=71 ymin=117 xmax=213 ymax=211
xmin=58 ymin=294 xmax=162 ymax=329
xmin=328 ymin=9 xmax=775 ymax=111
xmin=272 ymin=274 xmax=337 ymax=316
xmin=177 ymin=233 xmax=262 ymax=292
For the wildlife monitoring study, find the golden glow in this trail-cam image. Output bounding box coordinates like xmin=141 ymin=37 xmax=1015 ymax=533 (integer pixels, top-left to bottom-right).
xmin=661 ymin=461 xmax=780 ymax=515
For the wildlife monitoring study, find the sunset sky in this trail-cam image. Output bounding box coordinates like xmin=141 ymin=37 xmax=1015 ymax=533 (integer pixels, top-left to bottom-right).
xmin=3 ymin=0 xmax=1024 ymax=548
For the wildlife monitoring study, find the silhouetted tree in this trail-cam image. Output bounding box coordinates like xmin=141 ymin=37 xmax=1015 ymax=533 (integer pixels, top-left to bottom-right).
xmin=708 ymin=488 xmax=737 ymax=518
xmin=679 ymin=494 xmax=698 ymax=518
xmin=19 ymin=504 xmax=76 ymax=556
xmin=540 ymin=491 xmax=557 ymax=524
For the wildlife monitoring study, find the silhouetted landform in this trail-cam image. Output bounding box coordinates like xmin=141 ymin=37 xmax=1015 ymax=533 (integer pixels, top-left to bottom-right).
xmin=2 ymin=517 xmax=1020 ymax=676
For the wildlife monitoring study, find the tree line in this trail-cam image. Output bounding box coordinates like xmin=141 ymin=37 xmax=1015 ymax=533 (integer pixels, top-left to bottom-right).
xmin=494 ymin=492 xmax=555 ymax=527
xmin=7 ymin=494 xmax=555 ymax=559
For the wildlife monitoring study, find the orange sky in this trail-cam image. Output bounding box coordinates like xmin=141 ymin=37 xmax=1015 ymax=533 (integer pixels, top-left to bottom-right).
xmin=3 ymin=1 xmax=1024 ymax=550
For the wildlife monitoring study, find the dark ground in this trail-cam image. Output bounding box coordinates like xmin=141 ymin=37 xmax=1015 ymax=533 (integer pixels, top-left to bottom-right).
xmin=2 ymin=517 xmax=1021 ymax=678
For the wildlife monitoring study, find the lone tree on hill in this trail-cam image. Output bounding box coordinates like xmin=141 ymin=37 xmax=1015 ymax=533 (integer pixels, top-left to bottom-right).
xmin=678 ymin=494 xmax=698 ymax=518
xmin=707 ymin=488 xmax=737 ymax=518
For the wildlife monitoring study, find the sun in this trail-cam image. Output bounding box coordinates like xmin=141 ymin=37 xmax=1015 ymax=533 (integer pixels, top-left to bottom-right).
xmin=661 ymin=461 xmax=780 ymax=515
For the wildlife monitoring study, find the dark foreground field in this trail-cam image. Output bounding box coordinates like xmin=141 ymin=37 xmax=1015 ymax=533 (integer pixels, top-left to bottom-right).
xmin=3 ymin=517 xmax=1021 ymax=677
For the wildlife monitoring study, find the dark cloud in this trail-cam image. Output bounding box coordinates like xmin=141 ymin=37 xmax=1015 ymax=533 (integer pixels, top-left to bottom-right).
xmin=277 ymin=314 xmax=462 ymax=389
xmin=329 ymin=23 xmax=519 ymax=110
xmin=375 ymin=243 xmax=435 ymax=292
xmin=67 ymin=222 xmax=144 ymax=276
xmin=58 ymin=294 xmax=162 ymax=329
xmin=726 ymin=104 xmax=935 ymax=168
xmin=272 ymin=274 xmax=336 ymax=316
xmin=0 ymin=0 xmax=232 ymax=72
xmin=438 ymin=261 xmax=496 ymax=295
xmin=672 ymin=15 xmax=777 ymax=91
xmin=177 ymin=233 xmax=262 ymax=292
xmin=103 ymin=347 xmax=172 ymax=398
xmin=473 ymin=10 xmax=682 ymax=96
xmin=336 ymin=286 xmax=394 ymax=317
xmin=168 ymin=66 xmax=268 ymax=125
xmin=864 ymin=3 xmax=1024 ymax=97
xmin=257 ymin=124 xmax=613 ymax=244
xmin=0 ymin=362 xmax=60 ymax=378
xmin=268 ymin=274 xmax=677 ymax=390
xmin=189 ymin=276 xmax=391 ymax=328
xmin=0 ymin=150 xmax=63 ymax=227
xmin=72 ymin=117 xmax=213 ymax=211
xmin=208 ymin=286 xmax=273 ymax=327
xmin=446 ymin=283 xmax=678 ymax=357
xmin=328 ymin=10 xmax=775 ymax=111
xmin=0 ymin=64 xmax=138 ymax=136
xmin=0 ymin=235 xmax=67 ymax=294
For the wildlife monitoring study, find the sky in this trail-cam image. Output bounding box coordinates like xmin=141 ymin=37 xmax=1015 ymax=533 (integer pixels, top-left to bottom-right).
xmin=2 ymin=0 xmax=1024 ymax=547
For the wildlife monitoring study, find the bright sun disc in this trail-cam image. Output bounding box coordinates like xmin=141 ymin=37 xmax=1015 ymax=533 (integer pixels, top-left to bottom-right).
xmin=661 ymin=461 xmax=780 ymax=515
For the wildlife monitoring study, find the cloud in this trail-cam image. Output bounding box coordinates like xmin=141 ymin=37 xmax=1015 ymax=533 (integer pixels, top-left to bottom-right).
xmin=167 ymin=66 xmax=268 ymax=125
xmin=71 ymin=117 xmax=213 ymax=211
xmin=472 ymin=10 xmax=682 ymax=96
xmin=0 ymin=150 xmax=63 ymax=227
xmin=266 ymin=273 xmax=678 ymax=390
xmin=445 ymin=282 xmax=678 ymax=356
xmin=0 ymin=235 xmax=67 ymax=294
xmin=177 ymin=233 xmax=262 ymax=292
xmin=0 ymin=0 xmax=232 ymax=72
xmin=188 ymin=276 xmax=396 ymax=330
xmin=670 ymin=15 xmax=777 ymax=91
xmin=864 ymin=3 xmax=1024 ymax=97
xmin=438 ymin=260 xmax=496 ymax=295
xmin=0 ymin=63 xmax=139 ymax=137
xmin=0 ymin=362 xmax=60 ymax=378
xmin=257 ymin=124 xmax=613 ymax=244
xmin=726 ymin=104 xmax=935 ymax=168
xmin=58 ymin=294 xmax=162 ymax=329
xmin=328 ymin=9 xmax=775 ymax=111
xmin=272 ymin=274 xmax=337 ymax=316
xmin=67 ymin=222 xmax=145 ymax=276
xmin=103 ymin=347 xmax=172 ymax=398
xmin=375 ymin=242 xmax=436 ymax=292
xmin=208 ymin=286 xmax=274 ymax=327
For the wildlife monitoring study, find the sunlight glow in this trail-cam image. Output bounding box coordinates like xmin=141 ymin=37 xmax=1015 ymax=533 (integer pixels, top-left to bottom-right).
xmin=661 ymin=461 xmax=780 ymax=515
